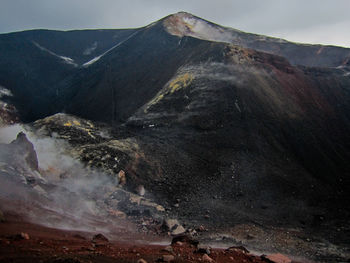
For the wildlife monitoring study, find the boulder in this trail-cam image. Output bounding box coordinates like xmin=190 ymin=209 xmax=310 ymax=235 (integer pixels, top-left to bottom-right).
xmin=118 ymin=170 xmax=126 ymax=185
xmin=196 ymin=244 xmax=211 ymax=255
xmin=163 ymin=219 xmax=186 ymax=235
xmin=20 ymin=232 xmax=30 ymax=240
xmin=171 ymin=234 xmax=199 ymax=246
xmin=162 ymin=246 xmax=174 ymax=253
xmin=160 ymin=255 xmax=175 ymax=262
xmin=156 ymin=205 xmax=165 ymax=212
xmin=108 ymin=209 xmax=127 ymax=219
xmin=197 ymin=225 xmax=207 ymax=232
xmin=136 ymin=185 xmax=145 ymax=196
xmin=10 ymin=232 xmax=30 ymax=240
xmin=10 ymin=132 xmax=38 ymax=171
xmin=202 ymin=254 xmax=214 ymax=262
xmin=225 ymin=246 xmax=249 ymax=254
xmin=92 ymin=233 xmax=109 ymax=243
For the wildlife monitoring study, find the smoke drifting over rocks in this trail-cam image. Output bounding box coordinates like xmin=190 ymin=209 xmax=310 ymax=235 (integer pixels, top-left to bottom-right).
xmin=0 ymin=124 xmax=81 ymax=176
xmin=0 ymin=120 xmax=173 ymax=240
xmin=0 ymin=123 xmax=130 ymax=235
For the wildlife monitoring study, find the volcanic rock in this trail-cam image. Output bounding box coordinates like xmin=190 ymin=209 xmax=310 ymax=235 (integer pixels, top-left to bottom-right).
xmin=33 ymin=185 xmax=48 ymax=196
xmin=0 ymin=101 xmax=19 ymax=125
xmin=10 ymin=132 xmax=39 ymax=171
xmin=156 ymin=205 xmax=166 ymax=212
xmin=163 ymin=219 xmax=186 ymax=235
xmin=159 ymin=254 xmax=175 ymax=262
xmin=197 ymin=225 xmax=207 ymax=232
xmin=226 ymin=246 xmax=250 ymax=254
xmin=108 ymin=209 xmax=127 ymax=219
xmin=162 ymin=246 xmax=174 ymax=253
xmin=171 ymin=234 xmax=199 ymax=246
xmin=136 ymin=185 xmax=145 ymax=196
xmin=92 ymin=234 xmax=109 ymax=243
xmin=9 ymin=232 xmax=30 ymax=240
xmin=196 ymin=244 xmax=211 ymax=255
xmin=118 ymin=170 xmax=126 ymax=186
xmin=202 ymin=254 xmax=214 ymax=262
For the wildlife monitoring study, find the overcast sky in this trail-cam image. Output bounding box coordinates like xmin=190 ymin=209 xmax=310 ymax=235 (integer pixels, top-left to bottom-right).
xmin=1 ymin=0 xmax=349 ymax=47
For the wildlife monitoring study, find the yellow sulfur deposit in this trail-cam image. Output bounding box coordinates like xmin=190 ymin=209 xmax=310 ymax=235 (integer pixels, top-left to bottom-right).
xmin=144 ymin=73 xmax=194 ymax=113
xmin=169 ymin=73 xmax=193 ymax=94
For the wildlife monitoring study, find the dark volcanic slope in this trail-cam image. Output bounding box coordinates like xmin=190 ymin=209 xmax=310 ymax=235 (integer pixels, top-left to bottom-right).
xmin=1 ymin=12 xmax=349 ymax=122
xmin=62 ymin=23 xmax=228 ymax=123
xmin=123 ymin=42 xmax=350 ymax=228
xmin=2 ymin=29 xmax=137 ymax=65
xmin=0 ymin=28 xmax=136 ymax=121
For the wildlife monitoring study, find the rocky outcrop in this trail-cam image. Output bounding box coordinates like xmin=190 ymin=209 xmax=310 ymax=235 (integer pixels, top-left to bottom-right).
xmin=10 ymin=132 xmax=38 ymax=171
xmin=0 ymin=131 xmax=40 ymax=183
xmin=0 ymin=102 xmax=19 ymax=126
xmin=163 ymin=219 xmax=186 ymax=236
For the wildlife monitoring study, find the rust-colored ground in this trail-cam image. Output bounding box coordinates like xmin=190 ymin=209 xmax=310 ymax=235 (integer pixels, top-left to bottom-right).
xmin=0 ymin=211 xmax=289 ymax=263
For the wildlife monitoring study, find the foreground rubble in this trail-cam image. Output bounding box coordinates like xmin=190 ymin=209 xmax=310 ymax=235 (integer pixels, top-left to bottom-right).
xmin=0 ymin=114 xmax=349 ymax=262
xmin=0 ymin=211 xmax=301 ymax=263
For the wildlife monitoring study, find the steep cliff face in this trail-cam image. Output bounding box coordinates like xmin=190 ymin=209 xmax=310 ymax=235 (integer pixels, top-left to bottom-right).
xmin=0 ymin=132 xmax=38 ymax=172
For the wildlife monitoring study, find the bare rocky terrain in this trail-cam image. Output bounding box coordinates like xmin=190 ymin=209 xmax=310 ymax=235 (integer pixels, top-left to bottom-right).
xmin=0 ymin=12 xmax=349 ymax=262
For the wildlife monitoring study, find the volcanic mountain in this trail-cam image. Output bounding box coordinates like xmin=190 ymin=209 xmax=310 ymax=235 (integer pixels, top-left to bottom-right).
xmin=0 ymin=12 xmax=349 ymax=262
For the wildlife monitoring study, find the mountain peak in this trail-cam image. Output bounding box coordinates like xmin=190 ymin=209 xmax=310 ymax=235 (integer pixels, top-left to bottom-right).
xmin=163 ymin=11 xmax=235 ymax=43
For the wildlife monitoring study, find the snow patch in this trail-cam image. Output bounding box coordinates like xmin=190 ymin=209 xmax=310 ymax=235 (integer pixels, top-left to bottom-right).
xmin=60 ymin=56 xmax=76 ymax=65
xmin=83 ymin=30 xmax=140 ymax=67
xmin=164 ymin=12 xmax=287 ymax=45
xmin=164 ymin=12 xmax=235 ymax=44
xmin=82 ymin=55 xmax=103 ymax=67
xmin=0 ymin=86 xmax=13 ymax=98
xmin=32 ymin=41 xmax=78 ymax=67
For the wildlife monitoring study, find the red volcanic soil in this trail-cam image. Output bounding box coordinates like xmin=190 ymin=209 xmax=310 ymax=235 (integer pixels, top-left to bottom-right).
xmin=0 ymin=211 xmax=289 ymax=263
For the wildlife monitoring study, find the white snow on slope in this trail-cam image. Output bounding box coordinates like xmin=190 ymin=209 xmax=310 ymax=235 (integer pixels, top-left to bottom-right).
xmin=164 ymin=12 xmax=286 ymax=45
xmin=32 ymin=41 xmax=78 ymax=67
xmin=83 ymin=55 xmax=103 ymax=67
xmin=164 ymin=12 xmax=237 ymax=44
xmin=83 ymin=30 xmax=140 ymax=67
xmin=0 ymin=86 xmax=13 ymax=98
